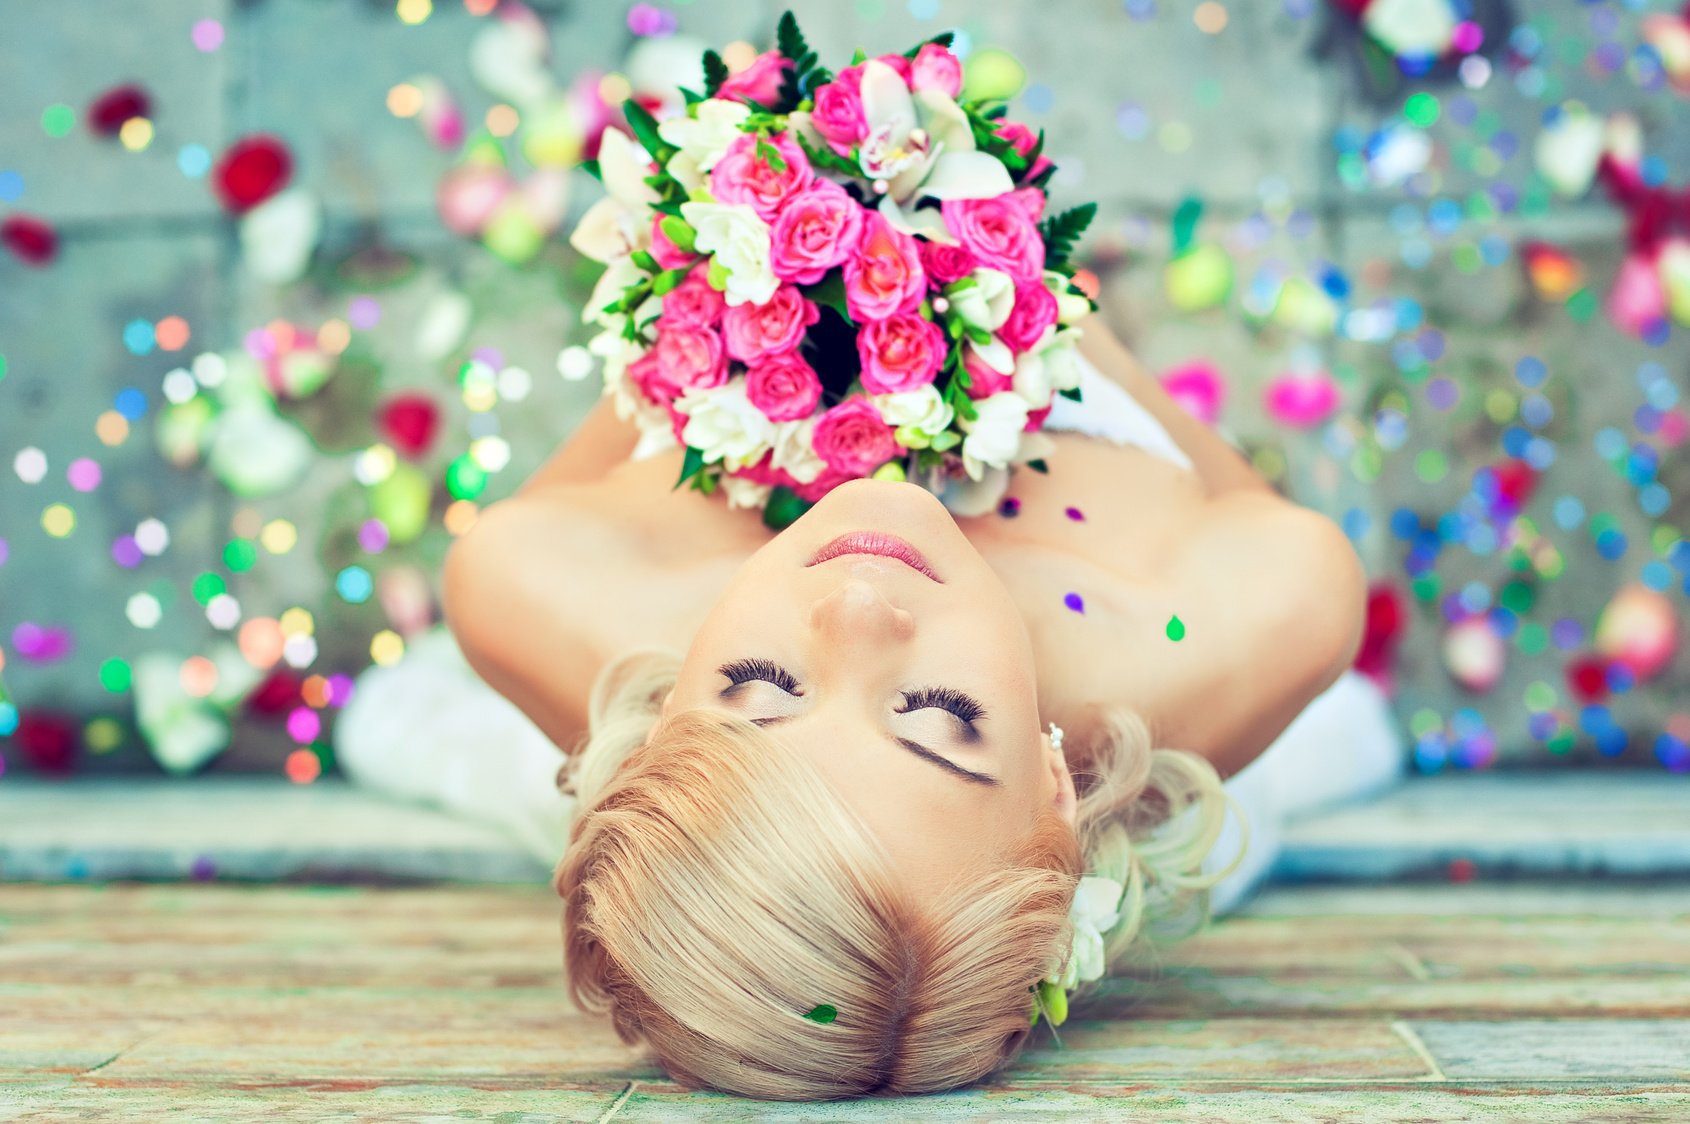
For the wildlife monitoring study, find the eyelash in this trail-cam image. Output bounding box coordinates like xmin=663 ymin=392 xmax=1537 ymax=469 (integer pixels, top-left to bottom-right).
xmin=718 ymin=659 xmax=985 ymax=724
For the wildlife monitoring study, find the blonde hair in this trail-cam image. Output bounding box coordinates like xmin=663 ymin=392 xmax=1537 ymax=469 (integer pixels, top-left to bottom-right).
xmin=554 ymin=647 xmax=1244 ymax=1100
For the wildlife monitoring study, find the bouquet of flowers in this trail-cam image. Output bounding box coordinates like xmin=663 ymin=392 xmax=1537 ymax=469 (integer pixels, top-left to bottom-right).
xmin=569 ymin=11 xmax=1097 ymax=527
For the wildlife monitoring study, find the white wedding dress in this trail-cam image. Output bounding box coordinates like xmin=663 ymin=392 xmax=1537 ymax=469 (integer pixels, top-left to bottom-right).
xmin=335 ymin=354 xmax=1405 ymax=914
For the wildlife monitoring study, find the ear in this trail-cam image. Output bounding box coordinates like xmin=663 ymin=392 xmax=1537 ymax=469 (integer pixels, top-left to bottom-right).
xmin=658 ymin=687 xmax=676 ymax=721
xmin=1044 ymin=727 xmax=1079 ymax=827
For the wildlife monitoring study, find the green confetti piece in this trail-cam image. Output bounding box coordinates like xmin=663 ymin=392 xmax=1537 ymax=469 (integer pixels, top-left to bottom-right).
xmin=223 ymin=539 xmax=258 ymax=573
xmin=98 ymin=658 xmax=132 ymax=693
xmin=191 ymin=571 xmax=226 ymax=606
xmin=803 ymin=1004 xmax=837 ymax=1024
xmin=1166 ymin=615 xmax=1185 ymax=642
xmin=1403 ymin=92 xmax=1440 ymax=127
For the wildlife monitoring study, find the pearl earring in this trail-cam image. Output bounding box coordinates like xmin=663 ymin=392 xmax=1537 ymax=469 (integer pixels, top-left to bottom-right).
xmin=1048 ymin=721 xmax=1064 ymax=752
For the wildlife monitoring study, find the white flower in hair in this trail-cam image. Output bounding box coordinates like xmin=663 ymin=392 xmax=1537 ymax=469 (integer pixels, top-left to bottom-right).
xmin=1057 ymin=875 xmax=1125 ymax=990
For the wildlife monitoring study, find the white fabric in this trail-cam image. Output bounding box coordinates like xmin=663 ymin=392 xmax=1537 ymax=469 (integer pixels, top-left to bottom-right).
xmin=1042 ymin=352 xmax=1196 ymax=471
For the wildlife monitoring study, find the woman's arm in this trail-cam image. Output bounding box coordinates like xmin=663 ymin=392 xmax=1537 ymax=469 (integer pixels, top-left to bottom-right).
xmin=1075 ymin=317 xmax=1271 ymax=499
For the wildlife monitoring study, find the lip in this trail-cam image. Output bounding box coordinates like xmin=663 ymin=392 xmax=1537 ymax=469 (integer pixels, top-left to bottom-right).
xmin=806 ymin=531 xmax=942 ymax=582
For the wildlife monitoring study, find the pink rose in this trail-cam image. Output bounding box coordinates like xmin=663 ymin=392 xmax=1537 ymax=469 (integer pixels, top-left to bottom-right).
xmin=744 ymin=353 xmax=823 ymax=422
xmin=716 ymin=50 xmax=792 ymax=107
xmin=846 ymin=212 xmax=927 ymax=321
xmin=710 ymin=132 xmax=814 ymax=221
xmin=628 ymin=322 xmax=726 ymax=402
xmin=793 ymin=463 xmax=858 ymax=502
xmin=662 ymin=266 xmax=726 ymax=327
xmin=942 ymin=197 xmax=1045 ymax=282
xmin=1004 ymin=186 xmax=1047 ymax=224
xmin=721 ymin=284 xmax=819 ymax=362
xmin=811 ymin=395 xmax=899 ymax=477
xmin=770 ymin=180 xmax=864 ymax=285
xmin=961 ymin=347 xmax=1014 ymax=400
xmin=917 ymin=239 xmax=977 ymax=287
xmin=910 ymin=43 xmax=963 ymax=98
xmin=735 ymin=450 xmax=799 ymax=490
xmin=995 ymin=120 xmax=1055 ymax=181
xmin=857 ymin=312 xmax=946 ymax=394
xmin=837 ymin=54 xmax=913 ymax=89
xmin=810 ymin=80 xmax=867 ymax=155
xmin=650 ymin=215 xmax=698 ymax=270
xmin=998 ymin=281 xmax=1059 ymax=353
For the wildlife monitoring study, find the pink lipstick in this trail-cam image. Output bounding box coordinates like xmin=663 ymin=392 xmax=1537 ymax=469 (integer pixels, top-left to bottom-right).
xmin=806 ymin=531 xmax=942 ymax=582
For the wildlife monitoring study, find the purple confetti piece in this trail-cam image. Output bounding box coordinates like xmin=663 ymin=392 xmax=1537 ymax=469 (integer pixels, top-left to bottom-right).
xmin=1063 ymin=592 xmax=1085 ymax=614
xmin=627 ymin=2 xmax=677 ymax=35
xmin=190 ymin=856 xmax=217 ymax=881
xmin=999 ymin=496 xmax=1021 ymax=518
xmin=1065 ymin=506 xmax=1085 ymax=521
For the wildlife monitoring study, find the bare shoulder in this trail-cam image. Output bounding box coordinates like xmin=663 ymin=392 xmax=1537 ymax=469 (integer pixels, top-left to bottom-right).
xmin=1138 ymin=490 xmax=1367 ymax=776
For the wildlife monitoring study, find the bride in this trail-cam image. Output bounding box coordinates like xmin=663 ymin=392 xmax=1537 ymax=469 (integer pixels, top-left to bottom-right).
xmin=335 ymin=317 xmax=1401 ymax=1099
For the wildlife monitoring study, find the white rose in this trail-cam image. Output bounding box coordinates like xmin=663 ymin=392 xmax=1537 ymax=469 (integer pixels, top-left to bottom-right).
xmin=873 ymin=384 xmax=954 ymax=436
xmin=677 ymin=380 xmax=775 ymax=467
xmin=680 ymin=201 xmax=779 ymax=307
xmin=659 ymin=98 xmax=752 ymax=176
xmin=959 ymin=390 xmax=1030 ymax=481
xmin=946 ymin=268 xmax=1015 ymax=333
xmin=1044 ymin=270 xmax=1093 ymax=326
xmin=720 ymin=474 xmax=774 ymax=511
xmin=770 ymin=417 xmax=826 ymax=484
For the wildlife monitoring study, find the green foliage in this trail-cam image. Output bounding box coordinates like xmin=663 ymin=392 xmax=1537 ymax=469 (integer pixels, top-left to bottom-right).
xmin=902 ymin=30 xmax=955 ymax=59
xmin=802 ymin=1003 xmax=838 ymax=1024
xmin=623 ymin=99 xmax=673 ymax=163
xmin=776 ymin=10 xmax=808 ymax=62
xmin=763 ymin=486 xmax=814 ymax=530
xmin=774 ymin=10 xmax=823 ymax=111
xmin=807 ymin=271 xmax=852 ymax=322
xmin=794 ymin=130 xmax=860 ymax=177
xmin=580 ymin=159 xmax=601 ymax=182
xmin=1039 ymin=203 xmax=1097 ymax=272
xmin=703 ymin=50 xmax=729 ymax=97
xmin=674 ymin=446 xmax=707 ymax=492
xmin=1058 ymin=386 xmax=1084 ymax=402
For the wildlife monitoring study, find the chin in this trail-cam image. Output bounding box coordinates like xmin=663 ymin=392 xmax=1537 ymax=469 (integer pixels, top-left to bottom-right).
xmin=807 ymin=477 xmax=953 ymax=522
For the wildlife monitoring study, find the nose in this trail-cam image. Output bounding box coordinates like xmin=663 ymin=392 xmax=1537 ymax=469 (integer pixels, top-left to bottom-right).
xmin=810 ymin=577 xmax=916 ymax=645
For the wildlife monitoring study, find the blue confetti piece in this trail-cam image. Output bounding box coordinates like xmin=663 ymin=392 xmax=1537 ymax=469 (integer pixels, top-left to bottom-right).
xmin=1063 ymin=592 xmax=1084 ymax=614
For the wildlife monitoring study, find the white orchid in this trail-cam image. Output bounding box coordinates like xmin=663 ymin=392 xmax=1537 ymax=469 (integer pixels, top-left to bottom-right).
xmin=658 ymin=97 xmax=752 ymax=191
xmin=857 ymin=59 xmax=1013 ymax=207
xmin=568 ymin=129 xmax=658 ymax=264
xmin=1055 ymin=875 xmax=1125 ymax=990
xmin=680 ymin=201 xmax=779 ymax=306
xmin=959 ymin=390 xmax=1031 ymax=481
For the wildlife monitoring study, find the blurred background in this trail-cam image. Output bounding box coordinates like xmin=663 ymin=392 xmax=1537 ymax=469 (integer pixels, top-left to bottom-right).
xmin=1 ymin=0 xmax=1687 ymax=787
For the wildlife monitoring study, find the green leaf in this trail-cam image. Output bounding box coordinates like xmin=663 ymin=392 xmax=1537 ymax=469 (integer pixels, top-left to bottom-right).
xmin=755 ymin=137 xmax=788 ymax=173
xmin=623 ymin=99 xmax=672 ymax=162
xmin=808 ymin=271 xmax=852 ymax=322
xmin=762 ymin=486 xmax=814 ymax=530
xmin=802 ymin=1003 xmax=837 ymax=1024
xmin=903 ymin=30 xmax=955 ymax=59
xmin=580 ymin=159 xmax=602 ymax=182
xmin=1038 ymin=203 xmax=1097 ymax=273
xmin=850 ymin=48 xmax=867 ymax=66
xmin=674 ymin=446 xmax=707 ymax=491
xmin=793 ymin=129 xmax=860 ymax=177
xmin=1026 ymin=458 xmax=1049 ymax=474
xmin=679 ymin=86 xmax=704 ymax=106
xmin=1057 ymin=386 xmax=1083 ymax=402
xmin=929 ymin=430 xmax=960 ymax=451
xmin=703 ymin=50 xmax=729 ymax=97
xmin=1170 ymin=196 xmax=1203 ymax=256
xmin=630 ymin=249 xmax=660 ymax=273
xmin=776 ymin=10 xmax=809 ymax=63
xmin=652 ymin=268 xmax=688 ymax=296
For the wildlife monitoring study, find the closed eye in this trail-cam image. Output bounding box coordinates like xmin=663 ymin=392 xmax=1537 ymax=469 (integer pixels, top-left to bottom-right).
xmin=898 ymin=686 xmax=986 ymax=726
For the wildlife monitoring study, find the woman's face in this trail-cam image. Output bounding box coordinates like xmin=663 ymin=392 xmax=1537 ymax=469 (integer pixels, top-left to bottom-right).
xmin=662 ymin=479 xmax=1075 ymax=899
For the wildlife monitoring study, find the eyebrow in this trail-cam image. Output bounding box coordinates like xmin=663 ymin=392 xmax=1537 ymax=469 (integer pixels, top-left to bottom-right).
xmin=740 ymin=712 xmax=1001 ymax=787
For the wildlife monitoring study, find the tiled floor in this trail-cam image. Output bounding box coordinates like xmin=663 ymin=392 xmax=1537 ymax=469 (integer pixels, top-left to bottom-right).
xmin=2 ymin=880 xmax=1687 ymax=1122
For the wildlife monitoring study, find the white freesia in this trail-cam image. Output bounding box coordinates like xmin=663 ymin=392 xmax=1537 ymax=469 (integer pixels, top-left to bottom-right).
xmin=965 ymin=335 xmax=1015 ymax=377
xmin=659 ymin=98 xmax=752 ymax=191
xmin=873 ymin=384 xmax=954 ymax=436
xmin=947 ymin=268 xmax=1016 ymax=333
xmin=770 ymin=417 xmax=826 ymax=484
xmin=680 ymin=201 xmax=779 ymax=306
xmin=1044 ymin=270 xmax=1093 ymax=326
xmin=1055 ymin=875 xmax=1124 ymax=990
xmin=568 ymin=129 xmax=657 ymax=263
xmin=677 ymin=380 xmax=775 ymax=468
xmin=959 ymin=390 xmax=1030 ymax=481
xmin=858 ymin=59 xmax=1013 ymax=203
xmin=720 ymin=474 xmax=774 ymax=511
xmin=583 ymin=254 xmax=646 ymax=328
xmin=1012 ymin=348 xmax=1055 ymax=413
xmin=1042 ymin=329 xmax=1085 ymax=393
